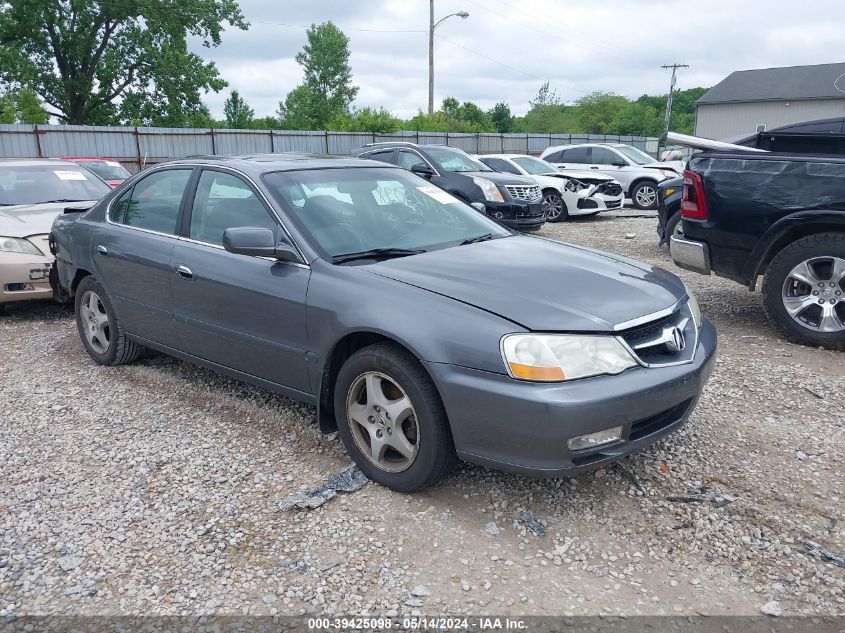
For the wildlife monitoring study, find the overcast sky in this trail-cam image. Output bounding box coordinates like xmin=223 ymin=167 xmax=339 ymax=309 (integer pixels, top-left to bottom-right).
xmin=192 ymin=0 xmax=845 ymax=119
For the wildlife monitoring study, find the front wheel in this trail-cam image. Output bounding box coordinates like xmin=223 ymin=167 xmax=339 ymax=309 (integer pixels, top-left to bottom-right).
xmin=333 ymin=343 xmax=458 ymax=491
xmin=631 ymin=181 xmax=658 ymax=210
xmin=74 ymin=276 xmax=142 ymax=365
xmin=541 ymin=190 xmax=568 ymax=222
xmin=761 ymin=233 xmax=845 ymax=350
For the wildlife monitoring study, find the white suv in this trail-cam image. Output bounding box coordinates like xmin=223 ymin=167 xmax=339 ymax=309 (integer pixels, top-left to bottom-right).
xmin=539 ymin=143 xmax=682 ymax=209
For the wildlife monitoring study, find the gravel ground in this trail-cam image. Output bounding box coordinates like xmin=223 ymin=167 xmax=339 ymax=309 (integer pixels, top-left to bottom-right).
xmin=1 ymin=212 xmax=843 ymax=618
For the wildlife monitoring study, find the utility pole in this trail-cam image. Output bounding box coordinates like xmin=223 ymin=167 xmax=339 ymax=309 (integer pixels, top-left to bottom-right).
xmin=428 ymin=1 xmax=469 ymax=115
xmin=661 ymin=63 xmax=689 ymax=136
xmin=429 ymin=0 xmax=434 ymax=115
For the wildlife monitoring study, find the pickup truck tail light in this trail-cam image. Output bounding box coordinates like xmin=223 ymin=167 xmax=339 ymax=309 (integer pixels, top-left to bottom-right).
xmin=681 ymin=170 xmax=708 ymax=220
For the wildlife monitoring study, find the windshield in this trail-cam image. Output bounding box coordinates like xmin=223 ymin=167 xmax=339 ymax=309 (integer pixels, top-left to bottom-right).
xmin=425 ymin=147 xmax=492 ymax=173
xmin=614 ymin=145 xmax=657 ymax=165
xmin=0 ymin=164 xmax=111 ymax=206
xmin=512 ymin=156 xmax=558 ymax=175
xmin=78 ymin=160 xmax=132 ymax=181
xmin=263 ymin=167 xmax=511 ymax=261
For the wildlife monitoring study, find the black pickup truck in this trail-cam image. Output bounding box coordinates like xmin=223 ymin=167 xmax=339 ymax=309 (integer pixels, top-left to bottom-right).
xmin=670 ymin=151 xmax=845 ymax=350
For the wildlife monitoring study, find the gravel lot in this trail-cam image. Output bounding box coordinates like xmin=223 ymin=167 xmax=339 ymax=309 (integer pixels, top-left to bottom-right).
xmin=1 ymin=212 xmax=843 ymax=618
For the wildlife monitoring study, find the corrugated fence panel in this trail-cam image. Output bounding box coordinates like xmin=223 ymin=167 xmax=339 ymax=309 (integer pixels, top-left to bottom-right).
xmin=272 ymin=130 xmax=326 ymax=153
xmin=139 ymin=127 xmax=213 ymax=161
xmin=0 ymin=124 xmax=39 ymax=157
xmin=502 ymin=134 xmax=528 ymax=153
xmin=0 ymin=125 xmax=662 ymax=162
xmin=39 ymin=125 xmax=137 ymax=159
xmin=328 ymin=132 xmax=373 ymax=155
xmin=214 ymin=130 xmax=273 ymax=154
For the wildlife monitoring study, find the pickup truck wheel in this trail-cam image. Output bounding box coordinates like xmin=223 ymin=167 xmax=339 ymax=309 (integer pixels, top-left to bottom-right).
xmin=631 ymin=181 xmax=658 ymax=210
xmin=762 ymin=234 xmax=845 ymax=350
xmin=334 ymin=342 xmax=458 ymax=492
xmin=541 ymin=190 xmax=568 ymax=222
xmin=74 ymin=276 xmax=142 ymax=365
xmin=662 ymin=213 xmax=682 ymax=249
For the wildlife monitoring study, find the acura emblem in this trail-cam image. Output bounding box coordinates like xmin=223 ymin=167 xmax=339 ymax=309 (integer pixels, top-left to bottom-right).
xmin=666 ymin=326 xmax=686 ymax=352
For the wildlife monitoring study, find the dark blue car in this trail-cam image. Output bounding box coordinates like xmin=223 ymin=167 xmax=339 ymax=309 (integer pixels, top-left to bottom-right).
xmin=50 ymin=154 xmax=716 ymax=491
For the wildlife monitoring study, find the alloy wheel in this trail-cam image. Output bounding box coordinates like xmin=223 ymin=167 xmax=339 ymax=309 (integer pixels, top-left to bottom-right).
xmin=781 ymin=256 xmax=845 ymax=332
xmin=79 ymin=290 xmax=111 ymax=354
xmin=541 ymin=192 xmax=564 ymax=221
xmin=635 ymin=185 xmax=656 ymax=208
xmin=345 ymin=371 xmax=419 ymax=473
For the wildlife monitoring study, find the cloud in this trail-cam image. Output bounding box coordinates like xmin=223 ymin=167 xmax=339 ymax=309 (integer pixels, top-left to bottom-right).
xmin=192 ymin=0 xmax=845 ymax=119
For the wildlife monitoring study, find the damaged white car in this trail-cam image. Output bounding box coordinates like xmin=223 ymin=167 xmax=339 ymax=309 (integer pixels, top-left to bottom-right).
xmin=476 ymin=154 xmax=624 ymax=222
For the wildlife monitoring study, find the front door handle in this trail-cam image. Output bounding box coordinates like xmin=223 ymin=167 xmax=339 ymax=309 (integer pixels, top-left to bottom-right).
xmin=96 ymin=245 xmax=108 ymax=256
xmin=589 ymin=166 xmax=600 ymax=169
xmin=176 ymin=264 xmax=193 ymax=280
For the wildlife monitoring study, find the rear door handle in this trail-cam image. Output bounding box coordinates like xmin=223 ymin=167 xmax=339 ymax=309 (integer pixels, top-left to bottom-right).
xmin=176 ymin=264 xmax=193 ymax=280
xmin=96 ymin=245 xmax=108 ymax=256
xmin=589 ymin=166 xmax=600 ymax=169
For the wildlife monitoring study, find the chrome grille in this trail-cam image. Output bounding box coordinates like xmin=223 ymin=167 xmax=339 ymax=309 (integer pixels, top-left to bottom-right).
xmin=616 ymin=304 xmax=697 ymax=367
xmin=505 ymin=185 xmax=542 ymax=202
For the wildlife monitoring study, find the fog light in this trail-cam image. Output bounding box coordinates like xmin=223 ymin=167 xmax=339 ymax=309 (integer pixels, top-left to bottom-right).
xmin=567 ymin=426 xmax=623 ymax=451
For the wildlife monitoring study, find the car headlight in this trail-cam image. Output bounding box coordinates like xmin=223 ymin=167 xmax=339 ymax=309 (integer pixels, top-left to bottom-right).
xmin=501 ymin=334 xmax=638 ymax=382
xmin=0 ymin=236 xmax=42 ymax=255
xmin=683 ymin=283 xmax=702 ymax=331
xmin=471 ymin=177 xmax=504 ymax=202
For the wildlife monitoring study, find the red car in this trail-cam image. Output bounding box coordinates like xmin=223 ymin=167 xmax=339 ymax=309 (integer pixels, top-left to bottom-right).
xmin=62 ymin=157 xmax=132 ymax=188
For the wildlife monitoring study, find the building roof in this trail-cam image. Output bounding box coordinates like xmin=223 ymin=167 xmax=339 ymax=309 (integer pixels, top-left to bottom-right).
xmin=696 ymin=62 xmax=845 ymax=105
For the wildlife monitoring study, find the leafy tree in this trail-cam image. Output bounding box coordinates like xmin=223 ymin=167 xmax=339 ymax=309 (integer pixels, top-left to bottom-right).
xmin=489 ymin=102 xmax=513 ymax=133
xmin=329 ymin=107 xmax=401 ymax=133
xmin=573 ymin=92 xmax=629 ymax=134
xmin=607 ymin=102 xmax=661 ymax=136
xmin=277 ymin=21 xmax=358 ymax=129
xmin=530 ymin=81 xmax=560 ymax=107
xmin=0 ymin=86 xmax=48 ymax=123
xmin=0 ymin=0 xmax=246 ymax=125
xmin=223 ymin=89 xmax=254 ymax=128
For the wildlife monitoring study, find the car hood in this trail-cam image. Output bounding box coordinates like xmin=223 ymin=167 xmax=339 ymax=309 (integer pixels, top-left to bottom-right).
xmin=0 ymin=202 xmax=95 ymax=238
xmin=463 ymin=171 xmax=536 ymax=186
xmin=366 ymin=236 xmax=685 ymax=331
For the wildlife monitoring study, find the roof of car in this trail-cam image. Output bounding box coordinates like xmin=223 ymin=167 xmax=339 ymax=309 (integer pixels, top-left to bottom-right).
xmin=165 ymin=153 xmax=400 ymax=174
xmin=479 ymin=153 xmax=536 ymax=159
xmin=0 ymin=158 xmax=88 ymax=167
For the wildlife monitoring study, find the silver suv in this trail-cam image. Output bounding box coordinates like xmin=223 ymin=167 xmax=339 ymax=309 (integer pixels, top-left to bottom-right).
xmin=539 ymin=143 xmax=682 ymax=209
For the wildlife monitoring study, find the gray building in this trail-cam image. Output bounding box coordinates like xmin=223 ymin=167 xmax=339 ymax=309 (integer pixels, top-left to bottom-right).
xmin=695 ymin=62 xmax=845 ymax=140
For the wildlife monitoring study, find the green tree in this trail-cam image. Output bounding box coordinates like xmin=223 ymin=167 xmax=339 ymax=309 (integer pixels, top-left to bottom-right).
xmin=573 ymin=92 xmax=629 ymax=134
xmin=0 ymin=86 xmax=48 ymax=123
xmin=329 ymin=107 xmax=401 ymax=133
xmin=278 ymin=21 xmax=358 ymax=129
xmin=223 ymin=89 xmax=254 ymax=128
xmin=489 ymin=102 xmax=513 ymax=133
xmin=0 ymin=0 xmax=246 ymax=125
xmin=608 ymin=102 xmax=661 ymax=136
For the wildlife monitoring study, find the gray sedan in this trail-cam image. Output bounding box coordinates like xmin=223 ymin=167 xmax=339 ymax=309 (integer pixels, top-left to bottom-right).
xmin=50 ymin=155 xmax=716 ymax=491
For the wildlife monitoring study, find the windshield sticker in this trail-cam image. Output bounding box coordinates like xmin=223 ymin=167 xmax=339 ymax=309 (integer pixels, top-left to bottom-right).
xmin=417 ymin=186 xmax=459 ymax=204
xmin=53 ymin=170 xmax=87 ymax=181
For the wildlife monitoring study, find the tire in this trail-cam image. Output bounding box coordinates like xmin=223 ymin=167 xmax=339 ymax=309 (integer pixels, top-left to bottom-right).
xmin=333 ymin=342 xmax=458 ymax=491
xmin=74 ymin=276 xmax=143 ymax=365
xmin=631 ymin=181 xmax=658 ymax=210
xmin=541 ymin=189 xmax=569 ymax=222
xmin=663 ymin=213 xmax=682 ymax=248
xmin=761 ymin=233 xmax=845 ymax=351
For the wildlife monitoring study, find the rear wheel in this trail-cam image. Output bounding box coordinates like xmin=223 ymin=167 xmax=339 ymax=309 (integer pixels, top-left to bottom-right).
xmin=663 ymin=213 xmax=682 ymax=248
xmin=762 ymin=234 xmax=845 ymax=350
xmin=631 ymin=181 xmax=658 ymax=210
xmin=333 ymin=342 xmax=457 ymax=491
xmin=74 ymin=276 xmax=142 ymax=365
xmin=541 ymin=189 xmax=568 ymax=222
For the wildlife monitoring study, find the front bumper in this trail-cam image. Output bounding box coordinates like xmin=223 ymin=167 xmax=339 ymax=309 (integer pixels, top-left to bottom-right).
xmin=425 ymin=317 xmax=717 ymax=477
xmin=574 ymin=193 xmax=625 ymax=214
xmin=485 ymin=200 xmax=545 ymax=229
xmin=0 ymin=250 xmax=55 ymax=304
xmin=670 ymin=233 xmax=711 ymax=275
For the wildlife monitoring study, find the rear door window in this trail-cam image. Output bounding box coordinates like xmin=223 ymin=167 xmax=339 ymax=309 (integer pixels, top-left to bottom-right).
xmin=111 ymin=169 xmax=192 ymax=235
xmin=563 ymin=147 xmax=590 ymax=164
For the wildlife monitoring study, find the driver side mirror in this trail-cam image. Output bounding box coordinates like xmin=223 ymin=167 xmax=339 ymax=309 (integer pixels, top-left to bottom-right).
xmin=222 ymin=227 xmax=302 ymax=263
xmin=611 ymin=160 xmax=627 ymax=167
xmin=411 ymin=163 xmax=435 ymax=179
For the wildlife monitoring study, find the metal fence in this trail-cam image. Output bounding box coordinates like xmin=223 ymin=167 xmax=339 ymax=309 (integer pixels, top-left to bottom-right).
xmin=0 ymin=124 xmax=661 ymax=172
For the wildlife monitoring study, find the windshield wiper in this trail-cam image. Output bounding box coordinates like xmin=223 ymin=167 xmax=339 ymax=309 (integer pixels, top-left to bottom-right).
xmin=332 ymin=247 xmax=426 ymax=264
xmin=39 ymin=199 xmax=90 ymax=204
xmin=460 ymin=233 xmax=494 ymax=245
